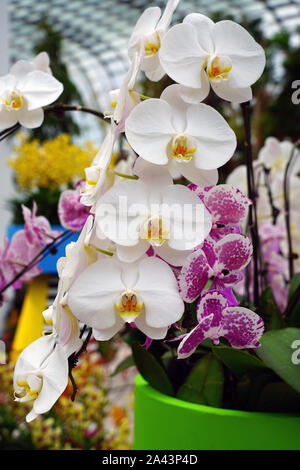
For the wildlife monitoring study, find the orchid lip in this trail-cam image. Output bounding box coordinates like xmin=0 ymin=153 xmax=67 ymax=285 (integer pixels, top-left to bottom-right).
xmin=140 ymin=214 xmax=170 ymax=247
xmin=144 ymin=31 xmax=161 ymax=56
xmin=2 ymin=89 xmax=23 ymax=110
xmin=115 ymin=290 xmax=144 ymax=323
xmin=168 ymin=134 xmax=197 ymax=163
xmin=206 ymin=54 xmax=232 ymax=82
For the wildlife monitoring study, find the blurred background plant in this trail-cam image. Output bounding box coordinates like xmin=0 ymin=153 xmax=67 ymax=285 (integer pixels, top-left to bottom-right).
xmin=0 ymin=342 xmax=133 ymax=450
xmin=7 ymin=133 xmax=97 ymax=224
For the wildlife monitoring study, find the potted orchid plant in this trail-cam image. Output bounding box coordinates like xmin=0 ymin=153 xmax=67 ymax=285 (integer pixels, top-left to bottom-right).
xmin=1 ymin=0 xmax=300 ymax=451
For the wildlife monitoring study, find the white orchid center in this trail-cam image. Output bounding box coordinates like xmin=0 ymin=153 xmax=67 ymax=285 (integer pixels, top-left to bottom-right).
xmin=15 ymin=373 xmax=43 ymax=402
xmin=1 ymin=89 xmax=23 ymax=110
xmin=140 ymin=214 xmax=170 ymax=247
xmin=144 ymin=31 xmax=161 ymax=56
xmin=206 ymin=55 xmax=232 ymax=82
xmin=168 ymin=134 xmax=197 ymax=163
xmin=115 ymin=290 xmax=144 ymax=322
xmin=271 ymin=157 xmax=285 ymax=173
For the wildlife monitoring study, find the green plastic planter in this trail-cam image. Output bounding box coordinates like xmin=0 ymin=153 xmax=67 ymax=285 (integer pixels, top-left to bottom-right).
xmin=134 ymin=374 xmax=300 ymax=450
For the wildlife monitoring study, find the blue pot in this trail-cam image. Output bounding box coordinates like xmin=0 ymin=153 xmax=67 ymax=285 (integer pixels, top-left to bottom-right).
xmin=6 ymin=225 xmax=79 ymax=274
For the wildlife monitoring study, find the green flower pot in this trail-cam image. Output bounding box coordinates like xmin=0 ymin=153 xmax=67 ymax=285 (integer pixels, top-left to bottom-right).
xmin=134 ymin=374 xmax=300 ymax=450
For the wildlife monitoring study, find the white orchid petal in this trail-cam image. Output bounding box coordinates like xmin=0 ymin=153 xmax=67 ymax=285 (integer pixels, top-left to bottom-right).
xmin=211 ymin=80 xmax=252 ymax=103
xmin=0 ymin=108 xmax=18 ymax=130
xmin=19 ymin=70 xmax=63 ymax=110
xmin=92 ymin=316 xmax=125 ymax=341
xmin=155 ymin=243 xmax=192 ymax=267
xmin=125 ymin=98 xmax=174 ymax=165
xmin=135 ymin=313 xmax=168 ymax=340
xmin=214 ymin=20 xmax=266 ymax=88
xmin=10 ymin=60 xmax=34 ymax=79
xmin=18 ymin=107 xmax=44 ymax=128
xmin=67 ymin=258 xmax=124 ymax=330
xmin=157 ymin=0 xmax=180 ymax=33
xmin=183 ymin=13 xmax=215 ymax=52
xmin=134 ymin=257 xmax=184 ymax=328
xmin=162 ymin=184 xmax=212 ymax=250
xmin=178 ymin=159 xmax=219 ymax=186
xmin=177 ymin=73 xmax=210 ymax=104
xmin=116 ymin=240 xmax=148 ymax=263
xmin=33 ymin=344 xmax=68 ymax=415
xmin=185 ymin=103 xmax=237 ymax=170
xmin=128 ymin=7 xmax=161 ymax=58
xmin=160 ymin=23 xmax=207 ymax=88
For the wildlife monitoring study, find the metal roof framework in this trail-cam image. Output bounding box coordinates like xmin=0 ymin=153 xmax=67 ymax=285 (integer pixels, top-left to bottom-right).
xmin=8 ymin=0 xmax=300 ymax=123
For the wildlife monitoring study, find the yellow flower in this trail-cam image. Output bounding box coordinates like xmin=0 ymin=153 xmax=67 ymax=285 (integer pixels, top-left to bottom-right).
xmin=7 ymin=133 xmax=98 ymax=190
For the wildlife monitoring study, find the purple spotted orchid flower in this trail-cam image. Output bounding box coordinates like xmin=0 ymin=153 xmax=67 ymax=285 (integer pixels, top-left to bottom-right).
xmin=58 ymin=180 xmax=90 ymax=232
xmin=179 ymin=233 xmax=253 ymax=305
xmin=22 ymin=201 xmax=61 ymax=245
xmin=177 ymin=291 xmax=264 ymax=359
xmin=189 ymin=183 xmax=251 ymax=241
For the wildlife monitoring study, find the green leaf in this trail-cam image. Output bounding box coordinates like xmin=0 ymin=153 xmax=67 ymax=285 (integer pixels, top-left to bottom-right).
xmin=213 ymin=346 xmax=269 ymax=377
xmin=110 ymin=355 xmax=135 ymax=377
xmin=259 ymin=286 xmax=284 ymax=330
xmin=256 ymin=328 xmax=300 ymax=394
xmin=131 ymin=342 xmax=174 ymax=396
xmin=176 ymin=353 xmax=224 ymax=407
xmin=287 ymin=273 xmax=300 ymax=328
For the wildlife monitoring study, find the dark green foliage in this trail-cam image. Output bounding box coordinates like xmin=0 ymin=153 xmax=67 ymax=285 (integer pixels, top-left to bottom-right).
xmin=31 ymin=20 xmax=83 ymax=141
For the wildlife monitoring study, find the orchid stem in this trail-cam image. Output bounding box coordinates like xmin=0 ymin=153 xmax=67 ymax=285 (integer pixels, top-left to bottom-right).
xmin=283 ymin=139 xmax=300 ymax=282
xmin=0 ymin=104 xmax=108 ymax=142
xmin=68 ymin=327 xmax=92 ymax=401
xmin=0 ymin=230 xmax=72 ymax=295
xmin=241 ymin=101 xmax=260 ymax=310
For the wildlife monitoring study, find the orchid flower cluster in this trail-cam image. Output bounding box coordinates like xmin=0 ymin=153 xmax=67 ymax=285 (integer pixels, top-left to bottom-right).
xmin=227 ymin=137 xmax=300 ymax=311
xmin=2 ymin=0 xmax=268 ymax=421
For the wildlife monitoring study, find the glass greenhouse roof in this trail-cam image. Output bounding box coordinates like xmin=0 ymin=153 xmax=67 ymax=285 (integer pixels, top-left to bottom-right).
xmin=8 ymin=0 xmax=300 ymax=113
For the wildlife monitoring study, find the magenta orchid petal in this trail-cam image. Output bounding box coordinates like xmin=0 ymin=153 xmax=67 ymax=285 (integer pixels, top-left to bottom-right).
xmin=201 ymin=238 xmax=217 ymax=267
xmin=22 ymin=202 xmax=61 ymax=245
xmin=203 ymin=184 xmax=251 ymax=225
xmin=221 ymin=306 xmax=264 ymax=348
xmin=58 ymin=183 xmax=90 ymax=232
xmin=197 ymin=290 xmax=228 ymax=326
xmin=178 ymin=249 xmax=210 ymax=303
xmin=7 ymin=230 xmax=42 ymax=285
xmin=219 ymin=287 xmax=239 ymax=306
xmin=209 ymin=224 xmax=241 ymax=242
xmin=177 ymin=314 xmax=214 ymax=359
xmin=214 ymin=234 xmax=253 ymax=273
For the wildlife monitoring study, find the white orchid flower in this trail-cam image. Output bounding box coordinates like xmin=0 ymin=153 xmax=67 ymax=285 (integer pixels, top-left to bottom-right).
xmin=159 ymin=13 xmax=266 ymax=103
xmin=0 ymin=59 xmax=63 ymax=130
xmin=125 ymin=86 xmax=236 ymax=185
xmin=32 ymin=52 xmax=52 ymax=75
xmin=80 ymin=122 xmax=119 ymax=209
xmin=44 ymin=216 xmax=112 ymax=355
xmin=95 ymin=158 xmax=212 ymax=265
xmin=106 ymin=49 xmax=143 ymax=131
xmin=68 ymin=256 xmax=184 ymax=340
xmin=258 ymin=137 xmax=300 ymax=176
xmin=14 ymin=334 xmax=68 ymax=422
xmin=128 ymin=0 xmax=180 ymax=82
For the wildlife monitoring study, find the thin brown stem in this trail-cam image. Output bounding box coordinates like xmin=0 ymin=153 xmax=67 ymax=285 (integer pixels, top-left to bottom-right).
xmin=0 ymin=103 xmax=109 ymax=142
xmin=0 ymin=230 xmax=72 ymax=296
xmin=68 ymin=327 xmax=92 ymax=401
xmin=241 ymin=101 xmax=260 ymax=310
